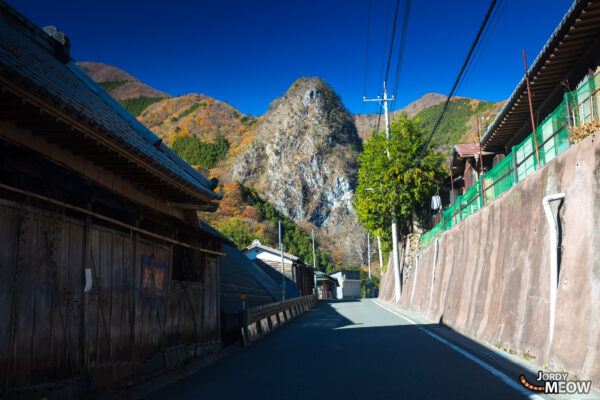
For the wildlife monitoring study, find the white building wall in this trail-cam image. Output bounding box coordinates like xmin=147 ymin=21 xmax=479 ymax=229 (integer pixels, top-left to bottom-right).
xmin=342 ymin=281 xmax=362 ymax=299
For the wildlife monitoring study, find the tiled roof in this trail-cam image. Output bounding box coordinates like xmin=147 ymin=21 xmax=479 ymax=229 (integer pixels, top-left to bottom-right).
xmin=0 ymin=1 xmax=220 ymax=201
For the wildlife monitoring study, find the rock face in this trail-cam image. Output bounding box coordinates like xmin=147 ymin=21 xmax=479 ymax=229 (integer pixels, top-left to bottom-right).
xmin=233 ymin=78 xmax=365 ymax=264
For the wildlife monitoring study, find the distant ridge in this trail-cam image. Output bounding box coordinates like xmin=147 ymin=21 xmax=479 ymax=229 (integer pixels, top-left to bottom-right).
xmin=355 ymin=92 xmax=447 ymax=139
xmin=77 ymin=61 xmax=170 ymax=100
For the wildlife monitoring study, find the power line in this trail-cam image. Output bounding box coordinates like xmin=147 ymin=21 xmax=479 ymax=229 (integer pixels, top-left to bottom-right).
xmin=378 ymin=0 xmax=394 ymax=95
xmin=361 ymin=0 xmax=373 ymax=141
xmin=453 ymin=0 xmax=507 ymax=99
xmin=395 ymin=0 xmax=499 ymax=198
xmin=363 ymin=0 xmax=372 ymax=97
xmin=391 ymin=0 xmax=411 ymax=111
xmin=384 ymin=0 xmax=402 ymax=85
xmin=373 ymin=0 xmax=402 ymax=143
xmin=363 ymin=0 xmax=409 ymax=184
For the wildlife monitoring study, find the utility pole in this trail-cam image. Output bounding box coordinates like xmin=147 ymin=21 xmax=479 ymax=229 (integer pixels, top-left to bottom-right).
xmin=312 ymin=229 xmax=317 ymax=297
xmin=523 ymin=49 xmax=541 ymax=167
xmin=476 ymin=115 xmax=487 ymax=204
xmin=367 ymin=232 xmax=371 ymax=298
xmin=377 ymin=236 xmax=383 ymax=272
xmin=364 ymin=82 xmax=401 ymax=301
xmin=279 ymin=220 xmax=286 ymax=301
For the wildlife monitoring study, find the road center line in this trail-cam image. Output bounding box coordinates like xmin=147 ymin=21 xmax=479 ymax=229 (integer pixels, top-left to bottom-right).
xmin=372 ymin=300 xmax=545 ymax=400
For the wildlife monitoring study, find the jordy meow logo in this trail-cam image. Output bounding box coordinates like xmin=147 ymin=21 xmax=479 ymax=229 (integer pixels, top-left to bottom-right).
xmin=519 ymin=371 xmax=592 ymax=395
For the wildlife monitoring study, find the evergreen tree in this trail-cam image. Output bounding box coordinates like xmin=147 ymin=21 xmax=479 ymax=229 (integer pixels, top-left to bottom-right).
xmin=354 ymin=114 xmax=447 ymax=240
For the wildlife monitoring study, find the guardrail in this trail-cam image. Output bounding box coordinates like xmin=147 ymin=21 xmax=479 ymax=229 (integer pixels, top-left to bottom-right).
xmin=240 ymin=294 xmax=318 ymax=346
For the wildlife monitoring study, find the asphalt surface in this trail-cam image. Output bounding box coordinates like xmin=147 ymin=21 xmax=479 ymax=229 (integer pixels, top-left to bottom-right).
xmin=144 ymin=299 xmax=535 ymax=400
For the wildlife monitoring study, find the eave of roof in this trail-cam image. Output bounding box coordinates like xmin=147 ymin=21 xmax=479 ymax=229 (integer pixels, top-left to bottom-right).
xmin=481 ymin=0 xmax=600 ymax=150
xmin=243 ymin=242 xmax=299 ymax=261
xmin=0 ymin=1 xmax=221 ymax=204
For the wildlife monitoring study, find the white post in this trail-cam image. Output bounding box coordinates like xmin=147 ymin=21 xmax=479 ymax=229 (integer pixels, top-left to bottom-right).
xmin=542 ymin=193 xmax=565 ymax=352
xmin=377 ymin=236 xmax=383 ymax=271
xmin=279 ymin=220 xmax=286 ymax=301
xmin=367 ymin=232 xmax=371 ymax=298
xmin=383 ymin=82 xmax=391 ymax=158
xmin=392 ymin=223 xmax=401 ymax=301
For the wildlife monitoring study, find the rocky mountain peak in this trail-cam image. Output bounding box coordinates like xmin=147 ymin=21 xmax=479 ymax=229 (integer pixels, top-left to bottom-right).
xmin=232 ymin=78 xmax=365 ymax=265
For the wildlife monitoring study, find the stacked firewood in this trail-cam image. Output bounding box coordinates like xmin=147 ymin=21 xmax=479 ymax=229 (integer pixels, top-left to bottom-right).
xmin=569 ymin=120 xmax=600 ymax=143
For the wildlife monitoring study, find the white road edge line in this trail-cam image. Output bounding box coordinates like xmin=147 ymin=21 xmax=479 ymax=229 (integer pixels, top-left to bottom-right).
xmin=372 ymin=300 xmax=545 ymax=400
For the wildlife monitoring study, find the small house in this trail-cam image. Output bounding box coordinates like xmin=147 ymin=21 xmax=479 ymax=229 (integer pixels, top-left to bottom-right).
xmin=243 ymin=239 xmax=315 ymax=298
xmin=330 ymin=270 xmax=362 ymax=299
xmin=315 ymin=271 xmax=339 ymax=299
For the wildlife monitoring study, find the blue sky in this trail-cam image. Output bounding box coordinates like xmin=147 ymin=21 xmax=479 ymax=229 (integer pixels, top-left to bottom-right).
xmin=14 ymin=0 xmax=573 ymax=116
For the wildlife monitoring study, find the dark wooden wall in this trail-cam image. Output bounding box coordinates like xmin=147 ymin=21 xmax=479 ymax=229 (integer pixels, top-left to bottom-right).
xmin=293 ymin=265 xmax=315 ymax=296
xmin=0 ymin=198 xmax=220 ymax=392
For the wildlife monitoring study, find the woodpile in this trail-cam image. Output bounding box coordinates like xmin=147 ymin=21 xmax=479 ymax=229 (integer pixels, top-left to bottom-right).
xmin=569 ymin=120 xmax=600 ymax=143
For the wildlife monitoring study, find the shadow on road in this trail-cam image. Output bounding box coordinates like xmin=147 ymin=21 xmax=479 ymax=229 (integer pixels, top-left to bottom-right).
xmin=144 ymin=300 xmax=545 ymax=400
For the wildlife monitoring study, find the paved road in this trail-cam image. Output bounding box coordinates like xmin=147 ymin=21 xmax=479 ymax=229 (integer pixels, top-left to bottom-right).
xmin=145 ymin=299 xmax=534 ymax=400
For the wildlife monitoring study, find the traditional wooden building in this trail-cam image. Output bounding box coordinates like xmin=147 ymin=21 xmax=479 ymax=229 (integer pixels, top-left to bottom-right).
xmin=243 ymin=240 xmax=315 ymax=298
xmin=449 ymin=143 xmax=500 ymax=195
xmin=315 ymin=272 xmax=339 ymax=299
xmin=0 ymin=2 xmax=228 ymax=395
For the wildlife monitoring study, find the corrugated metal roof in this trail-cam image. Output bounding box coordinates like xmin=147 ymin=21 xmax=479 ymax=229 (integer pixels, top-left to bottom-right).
xmin=481 ymin=0 xmax=600 ymax=150
xmin=453 ymin=144 xmax=480 ymax=158
xmin=219 ymin=244 xmax=280 ymax=314
xmin=0 ymin=1 xmax=221 ymax=201
xmin=243 ymin=240 xmax=299 ymax=261
xmin=253 ymin=259 xmax=300 ymax=298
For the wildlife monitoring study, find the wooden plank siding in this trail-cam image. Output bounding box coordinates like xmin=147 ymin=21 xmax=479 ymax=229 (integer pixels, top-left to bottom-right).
xmin=0 ymin=198 xmax=220 ymax=392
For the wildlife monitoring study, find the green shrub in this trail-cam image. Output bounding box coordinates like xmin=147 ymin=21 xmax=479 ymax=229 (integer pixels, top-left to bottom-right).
xmin=98 ymin=80 xmax=129 ymax=92
xmin=172 ymin=135 xmax=229 ymax=169
xmin=119 ymin=96 xmax=166 ymax=116
xmin=219 ymin=219 xmax=268 ymax=249
xmin=172 ymin=102 xmax=205 ymax=123
xmin=415 ymin=98 xmax=495 ymax=147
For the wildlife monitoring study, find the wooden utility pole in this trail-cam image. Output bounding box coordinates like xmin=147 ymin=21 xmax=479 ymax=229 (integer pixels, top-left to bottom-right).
xmin=476 ymin=116 xmax=487 ymax=204
xmin=523 ymin=50 xmax=541 ymax=166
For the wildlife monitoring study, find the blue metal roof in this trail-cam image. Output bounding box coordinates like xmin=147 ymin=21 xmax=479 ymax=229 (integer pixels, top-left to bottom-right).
xmin=0 ymin=1 xmax=221 ymax=200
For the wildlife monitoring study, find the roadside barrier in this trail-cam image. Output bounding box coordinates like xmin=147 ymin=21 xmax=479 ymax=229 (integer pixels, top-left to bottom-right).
xmin=240 ymin=294 xmax=318 ymax=345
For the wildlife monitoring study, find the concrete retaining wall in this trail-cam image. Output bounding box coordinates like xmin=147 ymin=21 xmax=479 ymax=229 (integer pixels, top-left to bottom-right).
xmin=380 ymin=134 xmax=600 ymax=384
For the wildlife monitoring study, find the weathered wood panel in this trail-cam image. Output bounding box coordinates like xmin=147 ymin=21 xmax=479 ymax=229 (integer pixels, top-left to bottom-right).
xmin=0 ymin=199 xmax=221 ymax=392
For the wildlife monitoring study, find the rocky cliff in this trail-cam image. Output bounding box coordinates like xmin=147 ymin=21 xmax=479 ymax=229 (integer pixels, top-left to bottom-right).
xmin=232 ymin=78 xmax=366 ymax=265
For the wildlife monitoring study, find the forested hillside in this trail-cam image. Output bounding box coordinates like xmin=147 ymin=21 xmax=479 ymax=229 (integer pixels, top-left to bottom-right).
xmin=414 ymin=97 xmax=499 ymax=151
